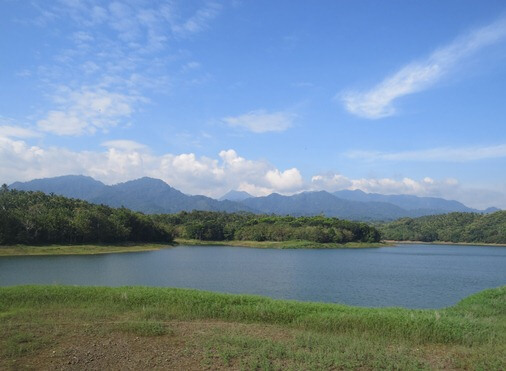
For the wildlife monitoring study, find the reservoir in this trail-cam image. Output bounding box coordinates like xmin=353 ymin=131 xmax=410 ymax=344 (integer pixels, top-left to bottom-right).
xmin=1 ymin=244 xmax=505 ymax=309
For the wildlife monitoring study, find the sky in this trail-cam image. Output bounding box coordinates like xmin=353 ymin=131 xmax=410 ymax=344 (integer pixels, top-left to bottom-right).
xmin=1 ymin=0 xmax=506 ymax=209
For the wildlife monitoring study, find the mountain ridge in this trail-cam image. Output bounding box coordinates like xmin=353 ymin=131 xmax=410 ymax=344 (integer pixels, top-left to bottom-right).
xmin=8 ymin=175 xmax=498 ymax=221
xmin=333 ymin=189 xmax=478 ymax=213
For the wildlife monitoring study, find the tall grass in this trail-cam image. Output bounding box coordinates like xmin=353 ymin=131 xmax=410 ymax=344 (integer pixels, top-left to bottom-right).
xmin=1 ymin=285 xmax=504 ymax=346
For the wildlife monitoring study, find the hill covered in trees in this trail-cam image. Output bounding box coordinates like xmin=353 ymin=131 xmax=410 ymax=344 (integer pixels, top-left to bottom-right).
xmin=154 ymin=211 xmax=381 ymax=243
xmin=0 ymin=187 xmax=172 ymax=245
xmin=0 ymin=188 xmax=381 ymax=246
xmin=379 ymin=211 xmax=506 ymax=244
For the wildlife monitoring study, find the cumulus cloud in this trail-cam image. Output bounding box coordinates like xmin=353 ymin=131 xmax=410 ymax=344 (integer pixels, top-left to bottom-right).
xmin=341 ymin=16 xmax=506 ymax=119
xmin=1 ymin=137 xmax=504 ymax=208
xmin=265 ymin=168 xmax=303 ymax=191
xmin=346 ymin=144 xmax=506 ymax=162
xmin=0 ymin=137 xmax=305 ymax=198
xmin=223 ymin=110 xmax=295 ymax=133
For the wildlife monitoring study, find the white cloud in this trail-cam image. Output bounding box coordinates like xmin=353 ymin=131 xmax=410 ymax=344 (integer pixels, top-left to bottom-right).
xmin=311 ymin=173 xmax=506 ymax=209
xmin=341 ymin=17 xmax=506 ymax=119
xmin=347 ymin=144 xmax=506 ymax=162
xmin=0 ymin=138 xmax=305 ymax=198
xmin=182 ymin=61 xmax=201 ymax=71
xmin=223 ymin=110 xmax=295 ymax=133
xmin=101 ymin=140 xmax=148 ymax=151
xmin=27 ymin=1 xmax=224 ymax=139
xmin=311 ymin=174 xmax=352 ymax=190
xmin=37 ymin=87 xmax=138 ymax=135
xmin=0 ymin=125 xmax=41 ymax=139
xmin=311 ymin=173 xmax=460 ymax=198
xmin=171 ymin=2 xmax=222 ymax=36
xmin=1 ymin=137 xmax=504 ymax=209
xmin=37 ymin=111 xmax=89 ymax=136
xmin=265 ymin=168 xmax=303 ymax=191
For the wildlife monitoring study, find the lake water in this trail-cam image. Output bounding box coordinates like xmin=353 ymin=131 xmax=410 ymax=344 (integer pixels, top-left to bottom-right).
xmin=1 ymin=244 xmax=505 ymax=309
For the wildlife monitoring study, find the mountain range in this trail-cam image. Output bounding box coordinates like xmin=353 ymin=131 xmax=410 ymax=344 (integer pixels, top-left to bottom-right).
xmin=8 ymin=175 xmax=499 ymax=221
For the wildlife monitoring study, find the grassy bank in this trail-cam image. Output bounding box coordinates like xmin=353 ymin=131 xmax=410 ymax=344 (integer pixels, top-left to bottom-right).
xmin=175 ymin=238 xmax=388 ymax=249
xmin=0 ymin=240 xmax=387 ymax=257
xmin=384 ymin=240 xmax=506 ymax=247
xmin=0 ymin=243 xmax=173 ymax=256
xmin=0 ymin=286 xmax=504 ymax=369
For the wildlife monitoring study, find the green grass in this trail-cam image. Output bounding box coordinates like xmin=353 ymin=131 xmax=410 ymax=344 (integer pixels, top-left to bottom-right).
xmin=0 ymin=239 xmax=387 ymax=257
xmin=175 ymin=238 xmax=388 ymax=249
xmin=0 ymin=243 xmax=173 ymax=256
xmin=0 ymin=285 xmax=504 ymax=369
xmin=115 ymin=320 xmax=172 ymax=336
xmin=3 ymin=332 xmax=49 ymax=357
xmin=0 ymin=285 xmax=504 ymax=345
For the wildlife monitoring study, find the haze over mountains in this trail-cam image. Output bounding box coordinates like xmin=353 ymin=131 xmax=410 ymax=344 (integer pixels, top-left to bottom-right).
xmin=9 ymin=175 xmax=498 ymax=221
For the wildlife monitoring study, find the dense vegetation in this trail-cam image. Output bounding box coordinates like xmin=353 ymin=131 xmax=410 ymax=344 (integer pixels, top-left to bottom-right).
xmin=1 ymin=286 xmax=504 ymax=369
xmin=153 ymin=210 xmax=381 ymax=243
xmin=0 ymin=187 xmax=172 ymax=245
xmin=379 ymin=211 xmax=506 ymax=244
xmin=0 ymin=188 xmax=380 ymax=246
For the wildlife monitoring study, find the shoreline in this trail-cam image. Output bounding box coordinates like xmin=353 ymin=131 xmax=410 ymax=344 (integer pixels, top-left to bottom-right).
xmin=0 ymin=240 xmax=388 ymax=256
xmin=0 ymin=243 xmax=174 ymax=257
xmin=384 ymin=240 xmax=506 ymax=247
xmin=174 ymin=239 xmax=388 ymax=249
xmin=3 ymin=239 xmax=505 ymax=257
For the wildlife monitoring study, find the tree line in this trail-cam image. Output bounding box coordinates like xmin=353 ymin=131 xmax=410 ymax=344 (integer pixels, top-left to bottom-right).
xmin=4 ymin=188 xmax=504 ymax=246
xmin=0 ymin=187 xmax=172 ymax=245
xmin=0 ymin=188 xmax=381 ymax=245
xmin=378 ymin=211 xmax=506 ymax=244
xmin=153 ymin=210 xmax=381 ymax=243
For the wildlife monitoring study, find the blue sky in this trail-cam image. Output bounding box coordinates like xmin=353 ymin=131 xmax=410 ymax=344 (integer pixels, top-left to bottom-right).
xmin=1 ymin=0 xmax=506 ymax=208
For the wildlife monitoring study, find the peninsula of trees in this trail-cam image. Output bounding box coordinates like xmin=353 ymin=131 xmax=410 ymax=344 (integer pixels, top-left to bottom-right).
xmin=379 ymin=211 xmax=506 ymax=244
xmin=154 ymin=210 xmax=381 ymax=243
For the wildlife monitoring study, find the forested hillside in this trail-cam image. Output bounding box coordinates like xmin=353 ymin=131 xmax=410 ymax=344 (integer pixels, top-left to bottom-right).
xmin=379 ymin=211 xmax=506 ymax=244
xmin=0 ymin=188 xmax=381 ymax=245
xmin=0 ymin=187 xmax=172 ymax=245
xmin=154 ymin=211 xmax=381 ymax=243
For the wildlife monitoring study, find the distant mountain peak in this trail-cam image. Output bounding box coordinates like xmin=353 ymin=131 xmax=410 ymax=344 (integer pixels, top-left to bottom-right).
xmin=121 ymin=176 xmax=166 ymax=183
xmin=10 ymin=174 xmax=106 ymax=200
xmin=484 ymin=207 xmax=501 ymax=213
xmin=219 ymin=190 xmax=253 ymax=201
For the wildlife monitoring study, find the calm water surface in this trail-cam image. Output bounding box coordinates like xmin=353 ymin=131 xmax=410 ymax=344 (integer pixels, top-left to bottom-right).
xmin=1 ymin=244 xmax=505 ymax=309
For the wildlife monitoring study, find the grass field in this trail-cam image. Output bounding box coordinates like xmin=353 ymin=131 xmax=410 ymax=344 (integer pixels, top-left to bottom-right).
xmin=0 ymin=285 xmax=504 ymax=369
